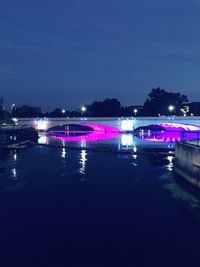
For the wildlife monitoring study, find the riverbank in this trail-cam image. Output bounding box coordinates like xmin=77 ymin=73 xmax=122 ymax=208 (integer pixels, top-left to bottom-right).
xmin=0 ymin=127 xmax=38 ymax=152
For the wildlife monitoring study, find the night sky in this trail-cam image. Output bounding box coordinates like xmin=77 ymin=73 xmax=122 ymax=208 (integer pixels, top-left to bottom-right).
xmin=0 ymin=0 xmax=200 ymax=111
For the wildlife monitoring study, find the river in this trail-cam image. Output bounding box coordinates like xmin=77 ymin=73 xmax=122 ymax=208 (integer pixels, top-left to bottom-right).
xmin=0 ymin=137 xmax=200 ymax=266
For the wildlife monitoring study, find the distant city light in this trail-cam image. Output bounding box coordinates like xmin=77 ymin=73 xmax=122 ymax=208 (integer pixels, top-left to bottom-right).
xmin=121 ymin=120 xmax=134 ymax=131
xmin=62 ymin=109 xmax=66 ymax=114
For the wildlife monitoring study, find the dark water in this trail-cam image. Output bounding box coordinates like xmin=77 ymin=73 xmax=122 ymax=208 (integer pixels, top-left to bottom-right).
xmin=1 ymin=146 xmax=200 ymax=267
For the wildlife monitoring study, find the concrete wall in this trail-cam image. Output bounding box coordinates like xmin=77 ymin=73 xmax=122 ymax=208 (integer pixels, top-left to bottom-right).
xmin=175 ymin=142 xmax=200 ymax=188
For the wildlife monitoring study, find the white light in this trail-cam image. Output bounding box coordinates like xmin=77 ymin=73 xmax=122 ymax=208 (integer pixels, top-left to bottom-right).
xmin=168 ymin=105 xmax=175 ymax=112
xmin=121 ymin=120 xmax=134 ymax=131
xmin=12 ymin=118 xmax=18 ymax=123
xmin=167 ymin=156 xmax=173 ymax=171
xmin=12 ymin=168 xmax=17 ymax=179
xmin=81 ymin=106 xmax=86 ymax=112
xmin=80 ymin=150 xmax=87 ymax=175
xmin=134 ymin=109 xmax=138 ymax=113
xmin=38 ymin=135 xmax=47 ymax=144
xmin=62 ymin=109 xmax=65 ymax=114
xmin=61 ymin=148 xmax=66 ymax=159
xmin=14 ymin=153 xmax=17 ymax=161
xmin=37 ymin=120 xmax=48 ymax=131
xmin=121 ymin=134 xmax=134 ymax=146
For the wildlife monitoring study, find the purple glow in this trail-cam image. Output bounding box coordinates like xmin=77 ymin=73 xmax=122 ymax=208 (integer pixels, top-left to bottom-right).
xmin=154 ymin=123 xmax=200 ymax=131
xmin=139 ymin=123 xmax=200 ymax=142
xmin=80 ymin=123 xmax=120 ymax=133
xmin=142 ymin=132 xmax=182 ymax=142
xmin=50 ymin=123 xmax=120 ymax=142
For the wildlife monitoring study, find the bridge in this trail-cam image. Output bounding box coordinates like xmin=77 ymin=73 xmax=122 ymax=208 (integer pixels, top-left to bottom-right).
xmin=15 ymin=116 xmax=200 ymax=132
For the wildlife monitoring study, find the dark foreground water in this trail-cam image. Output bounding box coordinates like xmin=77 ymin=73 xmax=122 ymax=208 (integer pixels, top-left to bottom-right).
xmin=1 ymin=146 xmax=200 ymax=267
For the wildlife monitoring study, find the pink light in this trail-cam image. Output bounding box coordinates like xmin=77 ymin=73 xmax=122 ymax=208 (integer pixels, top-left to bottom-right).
xmin=80 ymin=123 xmax=120 ymax=133
xmin=140 ymin=123 xmax=200 ymax=143
xmin=155 ymin=123 xmax=200 ymax=131
xmin=50 ymin=123 xmax=120 ymax=142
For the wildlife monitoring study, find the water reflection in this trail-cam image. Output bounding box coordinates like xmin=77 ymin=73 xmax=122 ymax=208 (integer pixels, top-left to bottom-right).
xmin=38 ymin=128 xmax=200 ymax=152
xmin=121 ymin=134 xmax=134 ymax=147
xmin=13 ymin=153 xmax=17 ymax=161
xmin=136 ymin=129 xmax=200 ymax=143
xmin=38 ymin=134 xmax=48 ymax=144
xmin=79 ymin=150 xmax=87 ymax=178
xmin=61 ymin=148 xmax=66 ymax=159
xmin=166 ymin=155 xmax=173 ymax=172
xmin=51 ymin=129 xmax=120 ymax=142
xmin=11 ymin=168 xmax=17 ymax=180
xmin=80 ymin=140 xmax=86 ymax=148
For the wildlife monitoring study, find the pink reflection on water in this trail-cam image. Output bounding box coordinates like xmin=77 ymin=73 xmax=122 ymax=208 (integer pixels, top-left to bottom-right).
xmin=50 ymin=123 xmax=120 ymax=142
xmin=143 ymin=132 xmax=182 ymax=142
xmin=141 ymin=123 xmax=200 ymax=142
xmin=154 ymin=123 xmax=200 ymax=131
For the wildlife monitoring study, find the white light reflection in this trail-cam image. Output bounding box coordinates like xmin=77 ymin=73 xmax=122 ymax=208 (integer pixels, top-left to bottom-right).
xmin=62 ymin=140 xmax=65 ymax=147
xmin=81 ymin=140 xmax=86 ymax=148
xmin=12 ymin=168 xmax=17 ymax=179
xmin=167 ymin=156 xmax=174 ymax=171
xmin=121 ymin=134 xmax=134 ymax=147
xmin=61 ymin=148 xmax=66 ymax=159
xmin=133 ymin=146 xmax=137 ymax=160
xmin=38 ymin=135 xmax=48 ymax=144
xmin=13 ymin=153 xmax=17 ymax=161
xmin=79 ymin=150 xmax=87 ymax=178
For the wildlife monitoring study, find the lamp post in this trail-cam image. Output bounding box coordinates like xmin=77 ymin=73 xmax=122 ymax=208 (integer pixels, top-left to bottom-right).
xmin=134 ymin=109 xmax=138 ymax=117
xmin=81 ymin=106 xmax=86 ymax=113
xmin=168 ymin=105 xmax=175 ymax=113
xmin=81 ymin=106 xmax=87 ymax=117
xmin=61 ymin=109 xmax=66 ymax=117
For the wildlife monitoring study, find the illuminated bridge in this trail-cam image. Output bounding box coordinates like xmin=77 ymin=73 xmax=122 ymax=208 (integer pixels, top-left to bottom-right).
xmin=15 ymin=116 xmax=200 ymax=132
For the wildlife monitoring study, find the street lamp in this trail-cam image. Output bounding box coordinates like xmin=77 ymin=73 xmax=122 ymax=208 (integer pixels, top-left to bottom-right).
xmin=133 ymin=109 xmax=138 ymax=116
xmin=168 ymin=105 xmax=175 ymax=112
xmin=81 ymin=106 xmax=87 ymax=113
xmin=62 ymin=109 xmax=66 ymax=114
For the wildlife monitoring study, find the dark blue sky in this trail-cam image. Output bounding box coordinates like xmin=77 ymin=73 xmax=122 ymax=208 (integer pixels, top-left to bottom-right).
xmin=0 ymin=0 xmax=200 ymax=111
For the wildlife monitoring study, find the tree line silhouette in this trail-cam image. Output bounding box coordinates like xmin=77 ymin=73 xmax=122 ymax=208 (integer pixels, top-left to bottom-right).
xmin=5 ymin=87 xmax=200 ymax=118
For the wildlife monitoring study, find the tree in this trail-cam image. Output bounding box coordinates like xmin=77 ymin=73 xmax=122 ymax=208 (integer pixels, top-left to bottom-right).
xmin=88 ymin=98 xmax=121 ymax=117
xmin=49 ymin=108 xmax=64 ymax=117
xmin=142 ymin=88 xmax=189 ymax=116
